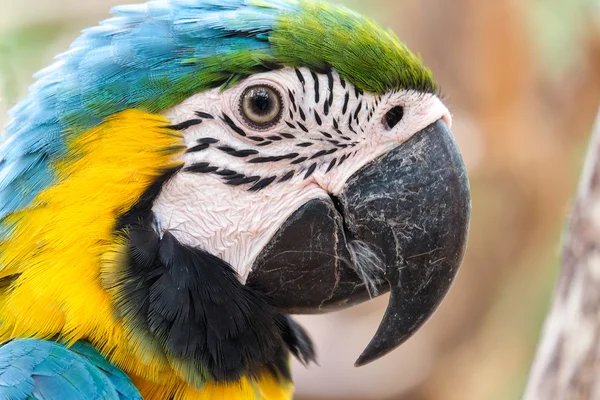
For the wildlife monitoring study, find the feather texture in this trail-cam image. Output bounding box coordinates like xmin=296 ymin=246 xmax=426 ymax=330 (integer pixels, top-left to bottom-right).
xmin=0 ymin=0 xmax=437 ymax=397
xmin=0 ymin=339 xmax=142 ymax=400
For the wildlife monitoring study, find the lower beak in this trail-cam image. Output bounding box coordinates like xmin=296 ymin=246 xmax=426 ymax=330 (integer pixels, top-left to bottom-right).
xmin=247 ymin=120 xmax=471 ymax=366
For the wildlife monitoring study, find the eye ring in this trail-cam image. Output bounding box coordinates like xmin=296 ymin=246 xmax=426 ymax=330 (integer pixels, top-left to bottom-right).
xmin=239 ymin=84 xmax=284 ymax=130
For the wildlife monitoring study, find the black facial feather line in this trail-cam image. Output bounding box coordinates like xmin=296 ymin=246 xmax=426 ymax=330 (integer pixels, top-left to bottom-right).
xmin=168 ymin=119 xmax=203 ymax=131
xmin=249 ymin=153 xmax=299 ymax=164
xmin=195 ymin=111 xmax=214 ymax=119
xmin=186 ymin=143 xmax=209 ymax=153
xmin=184 ymin=159 xmax=294 ymax=191
xmin=296 ymin=122 xmax=309 ymax=132
xmin=198 ymin=137 xmax=219 ymax=144
xmin=217 ymin=146 xmax=258 ymax=158
xmin=221 ymin=113 xmax=247 ymax=137
xmin=298 ymin=107 xmax=306 ymax=122
xmin=290 ymin=157 xmax=308 ymax=165
xmin=288 ymin=89 xmax=297 ymax=112
xmin=295 ymin=68 xmax=306 ymax=90
xmin=311 ymin=71 xmax=320 ymax=104
xmin=304 ymin=163 xmax=317 ymax=179
xmin=247 ymin=135 xmax=266 ymax=142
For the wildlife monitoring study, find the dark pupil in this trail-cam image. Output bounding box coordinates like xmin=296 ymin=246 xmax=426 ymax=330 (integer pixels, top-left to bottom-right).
xmin=251 ymin=88 xmax=272 ymax=115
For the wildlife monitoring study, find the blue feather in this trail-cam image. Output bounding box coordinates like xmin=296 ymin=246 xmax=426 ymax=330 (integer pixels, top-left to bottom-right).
xmin=0 ymin=339 xmax=142 ymax=400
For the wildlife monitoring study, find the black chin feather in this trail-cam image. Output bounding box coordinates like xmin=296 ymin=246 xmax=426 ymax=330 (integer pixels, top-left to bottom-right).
xmin=108 ymin=170 xmax=315 ymax=385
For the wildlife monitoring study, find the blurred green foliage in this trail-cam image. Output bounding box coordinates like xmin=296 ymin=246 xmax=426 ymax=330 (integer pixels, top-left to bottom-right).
xmin=531 ymin=0 xmax=597 ymax=76
xmin=0 ymin=22 xmax=64 ymax=106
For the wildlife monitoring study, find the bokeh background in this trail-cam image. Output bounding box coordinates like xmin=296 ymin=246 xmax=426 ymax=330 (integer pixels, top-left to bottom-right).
xmin=1 ymin=0 xmax=600 ymax=399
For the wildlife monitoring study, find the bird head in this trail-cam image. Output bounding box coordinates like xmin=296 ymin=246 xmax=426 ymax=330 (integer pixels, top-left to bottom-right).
xmin=0 ymin=0 xmax=470 ymax=393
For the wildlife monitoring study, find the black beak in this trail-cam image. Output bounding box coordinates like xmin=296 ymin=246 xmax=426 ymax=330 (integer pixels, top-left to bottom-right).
xmin=247 ymin=120 xmax=471 ymax=366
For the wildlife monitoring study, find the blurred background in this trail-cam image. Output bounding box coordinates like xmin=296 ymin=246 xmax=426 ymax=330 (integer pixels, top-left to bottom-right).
xmin=1 ymin=0 xmax=599 ymax=399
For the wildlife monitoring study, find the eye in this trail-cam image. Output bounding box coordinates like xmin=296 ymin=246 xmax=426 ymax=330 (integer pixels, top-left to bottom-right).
xmin=384 ymin=106 xmax=404 ymax=130
xmin=239 ymin=84 xmax=283 ymax=130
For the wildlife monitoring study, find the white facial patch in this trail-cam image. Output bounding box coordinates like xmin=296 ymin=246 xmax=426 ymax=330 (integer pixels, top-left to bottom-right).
xmin=153 ymin=67 xmax=450 ymax=281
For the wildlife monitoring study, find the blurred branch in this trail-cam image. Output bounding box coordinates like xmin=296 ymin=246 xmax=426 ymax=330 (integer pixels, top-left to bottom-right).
xmin=523 ymin=108 xmax=600 ymax=400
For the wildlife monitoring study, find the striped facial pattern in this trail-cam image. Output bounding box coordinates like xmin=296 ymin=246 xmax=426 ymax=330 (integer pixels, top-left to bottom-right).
xmin=164 ymin=67 xmax=448 ymax=194
xmin=154 ymin=67 xmax=450 ymax=279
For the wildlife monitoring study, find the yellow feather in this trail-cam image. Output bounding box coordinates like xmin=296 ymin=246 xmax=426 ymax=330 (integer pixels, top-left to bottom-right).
xmin=0 ymin=109 xmax=293 ymax=399
xmin=133 ymin=373 xmax=294 ymax=400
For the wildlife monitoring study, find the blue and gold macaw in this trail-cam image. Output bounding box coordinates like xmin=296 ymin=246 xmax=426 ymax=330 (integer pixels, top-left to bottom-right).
xmin=0 ymin=0 xmax=470 ymax=398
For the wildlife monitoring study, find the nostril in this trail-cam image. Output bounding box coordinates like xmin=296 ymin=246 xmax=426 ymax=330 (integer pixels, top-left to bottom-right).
xmin=384 ymin=106 xmax=404 ymax=130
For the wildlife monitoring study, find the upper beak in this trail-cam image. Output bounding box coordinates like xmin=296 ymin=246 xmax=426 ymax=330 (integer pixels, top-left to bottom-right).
xmin=247 ymin=120 xmax=471 ymax=366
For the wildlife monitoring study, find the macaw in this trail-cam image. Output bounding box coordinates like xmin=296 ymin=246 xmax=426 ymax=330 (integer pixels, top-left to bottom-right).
xmin=0 ymin=0 xmax=471 ymax=399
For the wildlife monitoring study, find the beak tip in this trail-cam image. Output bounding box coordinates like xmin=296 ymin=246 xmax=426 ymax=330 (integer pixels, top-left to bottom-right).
xmin=353 ymin=326 xmax=413 ymax=368
xmin=353 ymin=356 xmax=369 ymax=368
xmin=354 ymin=343 xmax=391 ymax=367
